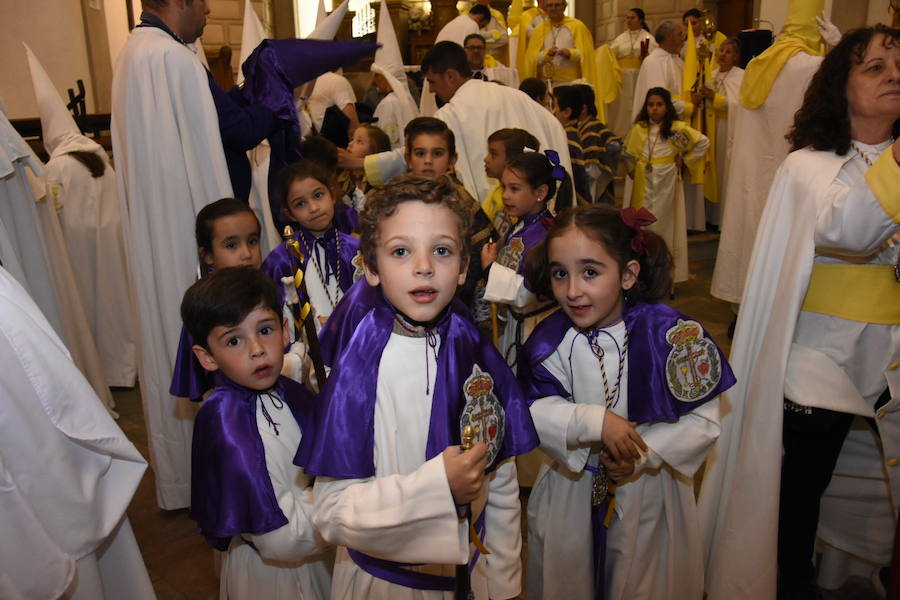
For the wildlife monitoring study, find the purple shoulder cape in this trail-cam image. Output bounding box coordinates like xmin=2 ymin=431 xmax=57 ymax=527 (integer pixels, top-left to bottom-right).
xmin=497 ymin=208 xmax=553 ymax=284
xmin=262 ymin=227 xmax=361 ymax=305
xmin=295 ymin=288 xmax=539 ymax=478
xmin=170 ymin=325 xmax=214 ymax=401
xmin=189 ymin=374 xmax=315 ymax=550
xmin=520 ymin=302 xmax=736 ymax=423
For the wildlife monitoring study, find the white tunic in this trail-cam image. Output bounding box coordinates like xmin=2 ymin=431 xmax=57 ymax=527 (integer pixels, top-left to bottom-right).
xmin=606 ymin=29 xmax=657 ymax=138
xmin=313 ymin=332 xmax=523 ymax=599
xmin=373 ymin=91 xmax=408 ymax=149
xmin=0 ymin=265 xmax=153 ymax=600
xmin=308 ymin=72 xmax=357 ymax=133
xmin=112 ymin=25 xmax=233 ymax=509
xmin=710 ymin=52 xmax=822 ymax=304
xmin=528 ymin=322 xmax=719 ymax=600
xmin=220 ymin=392 xmax=332 ymax=599
xmin=436 ymin=14 xmax=480 ymax=46
xmin=631 ymin=48 xmax=685 ymax=121
xmin=699 ymin=144 xmax=900 ymax=599
xmin=709 ymin=66 xmax=744 ymax=221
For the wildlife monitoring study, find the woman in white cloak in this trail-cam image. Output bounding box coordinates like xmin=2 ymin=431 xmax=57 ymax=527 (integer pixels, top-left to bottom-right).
xmin=605 ymin=8 xmax=657 ymax=138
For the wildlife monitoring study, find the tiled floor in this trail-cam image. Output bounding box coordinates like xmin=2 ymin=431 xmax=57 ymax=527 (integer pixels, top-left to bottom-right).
xmin=116 ymin=236 xmax=733 ymax=599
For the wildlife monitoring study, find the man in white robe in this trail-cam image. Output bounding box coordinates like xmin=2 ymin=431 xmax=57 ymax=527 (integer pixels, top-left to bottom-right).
xmin=0 ymin=265 xmax=153 ymax=599
xmin=436 ymin=8 xmax=488 ymax=46
xmin=631 ymin=21 xmax=687 ymax=121
xmin=26 ymin=45 xmax=137 ymax=389
xmin=112 ymin=0 xmax=234 ymax=509
xmin=358 ymin=41 xmax=572 ymax=210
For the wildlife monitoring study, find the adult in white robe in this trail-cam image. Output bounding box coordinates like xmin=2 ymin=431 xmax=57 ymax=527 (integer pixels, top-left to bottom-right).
xmin=436 ymin=13 xmax=482 ymax=46
xmin=313 ymin=332 xmax=523 ymax=599
xmin=631 ymin=22 xmax=687 ymax=121
xmin=698 ymin=26 xmax=900 ymax=596
xmin=363 ymin=42 xmax=572 ymax=210
xmin=606 ymin=12 xmax=657 ymax=138
xmin=528 ymin=322 xmax=720 ymax=600
xmin=112 ymin=6 xmax=234 ymax=509
xmin=708 ymin=62 xmax=744 ymax=227
xmin=0 ymin=265 xmax=153 ymax=600
xmin=0 ymin=106 xmax=116 ymax=413
xmin=26 ymin=45 xmax=137 ymax=388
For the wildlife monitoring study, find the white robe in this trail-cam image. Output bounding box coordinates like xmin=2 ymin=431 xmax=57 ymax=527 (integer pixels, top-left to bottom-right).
xmin=373 ymin=92 xmax=410 ymax=150
xmin=708 ymin=66 xmax=744 ymax=226
xmin=313 ymin=332 xmax=523 ymax=599
xmin=44 ymin=150 xmax=137 ymax=387
xmin=436 ymin=14 xmax=480 ymax=46
xmin=220 ymin=391 xmax=332 ymax=599
xmin=0 ymin=113 xmax=115 ymax=412
xmin=368 ymin=79 xmax=572 ymax=210
xmin=698 ymin=145 xmax=900 ymax=600
xmin=709 ymin=52 xmax=822 ymax=304
xmin=112 ymin=25 xmax=233 ymax=509
xmin=606 ymin=29 xmax=657 ymax=138
xmin=0 ymin=265 xmax=153 ymax=600
xmin=527 ymin=322 xmax=719 ymax=600
xmin=631 ymin=47 xmax=685 ymax=122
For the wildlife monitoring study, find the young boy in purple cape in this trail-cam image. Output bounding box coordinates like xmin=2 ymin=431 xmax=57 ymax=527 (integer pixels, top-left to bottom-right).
xmin=295 ymin=175 xmax=539 ymax=599
xmin=184 ymin=267 xmax=330 ymax=599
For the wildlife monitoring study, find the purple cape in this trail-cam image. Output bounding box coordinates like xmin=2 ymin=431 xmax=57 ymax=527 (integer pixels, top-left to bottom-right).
xmin=262 ymin=227 xmax=361 ymax=307
xmin=295 ymin=283 xmax=539 ymax=478
xmin=170 ymin=326 xmax=215 ymax=401
xmin=189 ymin=374 xmax=314 ymax=551
xmin=498 ymin=208 xmax=553 ymax=290
xmin=520 ymin=302 xmax=736 ymax=422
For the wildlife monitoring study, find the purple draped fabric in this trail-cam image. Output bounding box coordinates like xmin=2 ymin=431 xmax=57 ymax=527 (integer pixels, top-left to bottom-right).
xmin=522 ymin=302 xmax=735 ymax=422
xmin=189 ymin=374 xmax=314 ymax=551
xmin=295 ymin=284 xmax=539 ymax=478
xmin=169 ymin=326 xmax=215 ymax=401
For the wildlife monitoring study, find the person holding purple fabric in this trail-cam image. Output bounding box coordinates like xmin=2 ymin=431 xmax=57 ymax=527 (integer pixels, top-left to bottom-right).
xmin=520 ymin=204 xmax=733 ymax=599
xmin=297 ymin=175 xmax=538 ymax=599
xmin=185 ymin=267 xmax=331 ymax=599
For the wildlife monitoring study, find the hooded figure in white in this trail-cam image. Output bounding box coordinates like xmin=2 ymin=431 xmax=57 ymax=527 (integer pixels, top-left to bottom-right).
xmin=0 ymin=100 xmax=116 ymax=414
xmin=25 ymin=44 xmax=137 ymax=389
xmin=371 ymin=0 xmax=419 ymax=149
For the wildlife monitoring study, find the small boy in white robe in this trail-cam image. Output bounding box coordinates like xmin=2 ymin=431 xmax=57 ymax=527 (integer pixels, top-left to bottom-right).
xmin=184 ymin=267 xmax=331 ymax=600
xmin=296 ymin=175 xmax=539 ymax=599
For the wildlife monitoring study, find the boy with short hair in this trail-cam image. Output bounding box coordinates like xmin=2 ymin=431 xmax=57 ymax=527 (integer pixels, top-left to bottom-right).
xmin=184 ymin=267 xmax=331 ymax=600
xmin=573 ymin=83 xmax=622 ymax=204
xmin=403 ymin=116 xmax=495 ymax=323
xmin=551 ymin=85 xmax=592 ymax=206
xmin=483 ymin=128 xmax=541 ymax=238
xmin=297 ymin=175 xmax=539 ymax=600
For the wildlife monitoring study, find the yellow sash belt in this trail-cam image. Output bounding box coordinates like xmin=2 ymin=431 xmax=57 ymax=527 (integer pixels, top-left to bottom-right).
xmin=617 ymin=56 xmax=641 ymax=69
xmin=801 ymin=264 xmax=900 ymax=325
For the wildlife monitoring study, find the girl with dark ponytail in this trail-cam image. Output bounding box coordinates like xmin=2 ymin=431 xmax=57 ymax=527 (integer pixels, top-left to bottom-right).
xmin=520 ymin=204 xmax=735 ymax=599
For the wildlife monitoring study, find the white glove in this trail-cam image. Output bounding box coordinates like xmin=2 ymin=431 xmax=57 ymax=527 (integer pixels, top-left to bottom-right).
xmin=816 ymin=13 xmax=841 ymax=47
xmin=280 ymin=340 xmax=308 ymax=384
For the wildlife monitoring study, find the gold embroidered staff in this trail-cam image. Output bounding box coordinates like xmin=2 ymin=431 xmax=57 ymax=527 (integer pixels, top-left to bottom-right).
xmin=282 ymin=226 xmax=328 ymax=388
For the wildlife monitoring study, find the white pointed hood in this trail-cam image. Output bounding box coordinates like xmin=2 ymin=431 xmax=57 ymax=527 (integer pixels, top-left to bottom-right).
xmin=308 ymin=0 xmax=348 ymax=40
xmin=24 ymin=44 xmax=101 ymax=159
xmin=372 ymin=0 xmax=418 ymax=133
xmin=238 ymin=0 xmax=267 ymax=85
xmin=316 ymin=0 xmax=328 ymax=29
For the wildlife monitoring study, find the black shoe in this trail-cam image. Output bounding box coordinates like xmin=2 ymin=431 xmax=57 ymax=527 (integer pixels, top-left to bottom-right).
xmin=727 ymin=317 xmax=737 ymax=339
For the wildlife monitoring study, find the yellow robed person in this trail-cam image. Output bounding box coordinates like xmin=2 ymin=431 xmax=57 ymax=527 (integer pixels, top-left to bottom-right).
xmin=682 ymin=23 xmax=721 ymax=201
xmin=512 ymin=0 xmax=545 ymax=74
xmin=522 ymin=1 xmax=606 ymax=119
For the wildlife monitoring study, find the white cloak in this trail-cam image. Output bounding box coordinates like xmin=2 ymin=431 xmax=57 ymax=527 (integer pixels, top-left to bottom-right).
xmin=606 ymin=29 xmax=657 ymax=138
xmin=710 ymin=66 xmax=744 ymax=224
xmin=0 ymin=265 xmax=153 ymax=600
xmin=698 ymin=146 xmax=900 ymax=600
xmin=373 ymin=91 xmax=411 ymax=150
xmin=709 ymin=52 xmax=822 ymax=304
xmin=528 ymin=322 xmax=719 ymax=600
xmin=112 ymin=25 xmax=233 ymax=509
xmin=368 ymin=79 xmax=572 ymax=210
xmin=313 ymin=332 xmax=523 ymax=599
xmin=631 ymin=47 xmax=685 ymax=121
xmin=436 ymin=14 xmax=480 ymax=46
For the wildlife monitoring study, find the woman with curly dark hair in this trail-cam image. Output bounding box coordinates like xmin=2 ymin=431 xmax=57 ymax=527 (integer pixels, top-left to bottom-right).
xmin=699 ymin=24 xmax=900 ymax=600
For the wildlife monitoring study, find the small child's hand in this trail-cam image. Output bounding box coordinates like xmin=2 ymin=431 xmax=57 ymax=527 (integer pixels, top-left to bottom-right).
xmin=601 ymin=411 xmax=647 ymax=462
xmin=337 ymin=148 xmax=364 ymax=170
xmin=481 ymin=241 xmax=499 ymax=269
xmin=443 ymin=442 xmax=487 ymax=505
xmin=599 ymin=451 xmax=636 ymax=482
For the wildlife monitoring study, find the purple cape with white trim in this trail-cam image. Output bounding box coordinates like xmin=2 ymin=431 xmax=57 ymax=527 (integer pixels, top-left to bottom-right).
xmin=189 ymin=374 xmax=314 ymax=551
xmin=262 ymin=226 xmax=361 ymax=306
xmin=295 ymin=282 xmax=540 ymax=477
xmin=520 ymin=302 xmax=736 ymax=422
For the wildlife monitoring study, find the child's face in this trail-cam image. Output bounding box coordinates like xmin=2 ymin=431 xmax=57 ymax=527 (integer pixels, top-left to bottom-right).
xmin=548 ymin=227 xmax=638 ymax=329
xmin=646 ymin=95 xmax=667 ymax=124
xmin=202 ymin=212 xmax=262 ymax=270
xmin=484 ymin=140 xmax=507 ymax=179
xmin=552 ymin=99 xmax=572 ymax=124
xmin=285 ymin=176 xmax=335 ymax=236
xmin=347 ymin=128 xmax=373 ymax=159
xmin=192 ymin=305 xmax=289 ymax=391
xmin=364 ymin=201 xmax=467 ymax=323
xmin=372 ymin=72 xmax=392 ymax=95
xmin=406 ymin=133 xmax=456 ymax=179
xmin=501 ymin=167 xmax=547 ymax=218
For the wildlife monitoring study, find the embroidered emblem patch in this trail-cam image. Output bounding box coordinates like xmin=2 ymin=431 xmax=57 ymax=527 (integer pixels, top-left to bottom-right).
xmin=350 ymin=251 xmax=365 ymax=282
xmin=460 ymin=364 xmax=505 ymax=465
xmin=497 ymin=237 xmax=525 ymax=271
xmin=669 ymin=130 xmax=691 ymax=153
xmin=664 ymin=319 xmax=721 ymax=402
